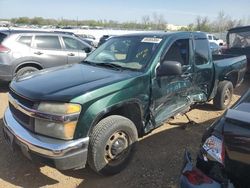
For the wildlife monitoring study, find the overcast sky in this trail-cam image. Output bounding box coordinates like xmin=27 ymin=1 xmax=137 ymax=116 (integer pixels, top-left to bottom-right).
xmin=0 ymin=0 xmax=249 ymax=25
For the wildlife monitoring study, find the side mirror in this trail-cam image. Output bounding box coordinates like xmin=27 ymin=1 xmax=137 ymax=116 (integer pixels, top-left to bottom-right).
xmin=157 ymin=61 xmax=182 ymax=77
xmin=83 ymin=47 xmax=92 ymax=53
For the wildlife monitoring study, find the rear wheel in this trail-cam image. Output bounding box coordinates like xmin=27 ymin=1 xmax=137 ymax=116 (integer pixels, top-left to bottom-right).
xmin=16 ymin=66 xmax=39 ymax=77
xmin=88 ymin=115 xmax=138 ymax=175
xmin=213 ymin=81 xmax=233 ymax=110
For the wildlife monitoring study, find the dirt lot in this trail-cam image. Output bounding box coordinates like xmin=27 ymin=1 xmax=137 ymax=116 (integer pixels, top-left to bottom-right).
xmin=0 ymin=76 xmax=249 ymax=188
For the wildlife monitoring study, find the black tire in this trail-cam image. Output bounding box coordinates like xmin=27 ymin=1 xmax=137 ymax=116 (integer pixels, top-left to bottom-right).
xmin=88 ymin=115 xmax=138 ymax=175
xmin=213 ymin=81 xmax=233 ymax=110
xmin=16 ymin=66 xmax=39 ymax=77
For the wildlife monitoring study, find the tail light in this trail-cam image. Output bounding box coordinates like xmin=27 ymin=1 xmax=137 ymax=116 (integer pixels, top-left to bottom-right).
xmin=183 ymin=167 xmax=213 ymax=185
xmin=0 ymin=44 xmax=10 ymax=53
xmin=203 ymin=135 xmax=225 ymax=165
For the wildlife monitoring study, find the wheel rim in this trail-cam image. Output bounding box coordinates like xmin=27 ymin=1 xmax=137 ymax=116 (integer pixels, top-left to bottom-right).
xmin=22 ymin=70 xmax=35 ymax=76
xmin=104 ymin=131 xmax=130 ymax=166
xmin=223 ymin=88 xmax=231 ymax=106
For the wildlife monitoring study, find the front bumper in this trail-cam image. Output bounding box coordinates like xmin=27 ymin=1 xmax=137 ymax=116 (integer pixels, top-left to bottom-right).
xmin=3 ymin=107 xmax=89 ymax=170
xmin=180 ymin=151 xmax=233 ymax=188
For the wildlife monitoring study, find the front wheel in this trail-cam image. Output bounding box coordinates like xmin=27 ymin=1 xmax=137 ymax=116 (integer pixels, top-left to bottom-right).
xmin=213 ymin=81 xmax=233 ymax=110
xmin=88 ymin=115 xmax=138 ymax=175
xmin=16 ymin=66 xmax=39 ymax=77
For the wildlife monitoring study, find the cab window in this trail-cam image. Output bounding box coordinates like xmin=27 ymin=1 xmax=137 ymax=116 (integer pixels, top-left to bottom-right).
xmin=194 ymin=39 xmax=209 ymax=65
xmin=163 ymin=39 xmax=190 ymax=66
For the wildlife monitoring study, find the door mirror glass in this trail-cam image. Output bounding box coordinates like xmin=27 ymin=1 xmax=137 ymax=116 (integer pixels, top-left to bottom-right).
xmin=157 ymin=61 xmax=182 ymax=77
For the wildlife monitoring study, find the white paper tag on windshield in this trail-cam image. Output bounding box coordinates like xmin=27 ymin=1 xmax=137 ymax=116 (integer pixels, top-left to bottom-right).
xmin=141 ymin=37 xmax=162 ymax=43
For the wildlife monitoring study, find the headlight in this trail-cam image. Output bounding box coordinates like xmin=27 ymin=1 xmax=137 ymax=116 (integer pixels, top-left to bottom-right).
xmin=34 ymin=102 xmax=81 ymax=140
xmin=202 ymin=135 xmax=224 ymax=164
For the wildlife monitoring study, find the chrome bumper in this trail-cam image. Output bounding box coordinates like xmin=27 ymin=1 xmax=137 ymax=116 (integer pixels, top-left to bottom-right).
xmin=3 ymin=107 xmax=89 ymax=158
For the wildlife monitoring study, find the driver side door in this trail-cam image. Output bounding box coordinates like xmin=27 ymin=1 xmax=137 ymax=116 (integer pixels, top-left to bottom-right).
xmin=151 ymin=38 xmax=194 ymax=125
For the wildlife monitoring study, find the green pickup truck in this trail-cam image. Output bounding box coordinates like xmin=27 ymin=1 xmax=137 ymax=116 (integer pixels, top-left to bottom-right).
xmin=3 ymin=32 xmax=247 ymax=175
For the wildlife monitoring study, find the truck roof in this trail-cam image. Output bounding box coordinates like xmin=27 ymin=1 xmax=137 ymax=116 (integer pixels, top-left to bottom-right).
xmin=118 ymin=31 xmax=207 ymax=39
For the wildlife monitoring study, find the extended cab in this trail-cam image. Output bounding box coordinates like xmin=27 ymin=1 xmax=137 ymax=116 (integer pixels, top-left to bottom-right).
xmin=3 ymin=32 xmax=247 ymax=175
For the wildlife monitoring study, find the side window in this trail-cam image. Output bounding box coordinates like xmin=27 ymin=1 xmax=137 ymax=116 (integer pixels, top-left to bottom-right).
xmin=63 ymin=37 xmax=87 ymax=50
xmin=164 ymin=39 xmax=189 ymax=66
xmin=35 ymin=35 xmax=61 ymax=49
xmin=208 ymin=35 xmax=212 ymax=40
xmin=63 ymin=37 xmax=78 ymax=50
xmin=194 ymin=39 xmax=209 ymax=65
xmin=77 ymin=41 xmax=87 ymax=50
xmin=18 ymin=36 xmax=32 ymax=46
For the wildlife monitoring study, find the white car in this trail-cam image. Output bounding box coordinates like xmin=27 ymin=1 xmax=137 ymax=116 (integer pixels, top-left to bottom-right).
xmin=207 ymin=34 xmax=224 ymax=46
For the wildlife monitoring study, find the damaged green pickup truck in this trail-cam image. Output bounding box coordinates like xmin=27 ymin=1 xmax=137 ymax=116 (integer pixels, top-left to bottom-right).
xmin=3 ymin=32 xmax=247 ymax=175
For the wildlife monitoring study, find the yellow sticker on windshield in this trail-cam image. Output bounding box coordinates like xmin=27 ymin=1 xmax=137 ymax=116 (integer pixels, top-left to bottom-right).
xmin=141 ymin=37 xmax=162 ymax=43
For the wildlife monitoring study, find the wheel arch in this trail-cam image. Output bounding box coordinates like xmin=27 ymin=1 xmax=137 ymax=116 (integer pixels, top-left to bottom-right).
xmin=14 ymin=61 xmax=43 ymax=73
xmin=223 ymin=71 xmax=239 ymax=88
xmin=88 ymin=100 xmax=145 ymax=138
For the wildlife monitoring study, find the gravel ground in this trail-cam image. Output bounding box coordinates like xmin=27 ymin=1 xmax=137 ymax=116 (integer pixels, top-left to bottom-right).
xmin=0 ymin=75 xmax=249 ymax=188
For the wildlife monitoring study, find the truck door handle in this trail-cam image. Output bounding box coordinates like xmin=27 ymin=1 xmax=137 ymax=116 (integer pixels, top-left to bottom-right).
xmin=68 ymin=53 xmax=75 ymax=56
xmin=34 ymin=51 xmax=43 ymax=55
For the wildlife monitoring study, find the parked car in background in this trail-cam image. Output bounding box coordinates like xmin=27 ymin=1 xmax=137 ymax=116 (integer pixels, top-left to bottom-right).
xmin=0 ymin=30 xmax=93 ymax=81
xmin=180 ymin=89 xmax=250 ymax=187
xmin=98 ymin=35 xmax=115 ymax=46
xmin=223 ymin=25 xmax=250 ymax=73
xmin=2 ymin=32 xmax=246 ymax=176
xmin=77 ymin=35 xmax=98 ymax=47
xmin=210 ymin=42 xmax=222 ymax=55
xmin=78 ymin=34 xmax=96 ymax=40
xmin=207 ymin=34 xmax=224 ymax=46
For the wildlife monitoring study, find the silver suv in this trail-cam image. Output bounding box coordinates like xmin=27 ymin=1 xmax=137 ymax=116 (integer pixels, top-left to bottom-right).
xmin=0 ymin=30 xmax=93 ymax=81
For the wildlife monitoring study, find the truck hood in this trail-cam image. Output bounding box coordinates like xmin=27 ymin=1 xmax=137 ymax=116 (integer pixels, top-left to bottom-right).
xmin=10 ymin=63 xmax=137 ymax=101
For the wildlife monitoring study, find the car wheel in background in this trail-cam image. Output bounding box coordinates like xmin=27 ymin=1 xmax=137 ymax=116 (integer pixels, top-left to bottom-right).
xmin=16 ymin=66 xmax=39 ymax=77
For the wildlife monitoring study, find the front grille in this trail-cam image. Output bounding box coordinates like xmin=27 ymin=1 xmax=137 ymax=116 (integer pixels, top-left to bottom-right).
xmin=8 ymin=90 xmax=35 ymax=132
xmin=9 ymin=89 xmax=34 ymax=108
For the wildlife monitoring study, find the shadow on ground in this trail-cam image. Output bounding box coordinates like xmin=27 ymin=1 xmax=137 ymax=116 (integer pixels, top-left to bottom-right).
xmin=0 ymin=82 xmax=10 ymax=93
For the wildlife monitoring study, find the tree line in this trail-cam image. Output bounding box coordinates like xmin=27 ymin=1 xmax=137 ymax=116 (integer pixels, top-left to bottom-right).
xmin=1 ymin=11 xmax=249 ymax=32
xmin=179 ymin=11 xmax=250 ymax=32
xmin=2 ymin=13 xmax=166 ymax=30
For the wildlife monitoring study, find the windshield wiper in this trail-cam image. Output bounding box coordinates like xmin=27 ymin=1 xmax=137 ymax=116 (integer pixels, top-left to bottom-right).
xmin=97 ymin=63 xmax=123 ymax=70
xmin=81 ymin=60 xmax=96 ymax=66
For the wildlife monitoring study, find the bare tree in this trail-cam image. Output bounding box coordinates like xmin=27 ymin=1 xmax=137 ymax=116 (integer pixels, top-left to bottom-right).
xmin=195 ymin=16 xmax=210 ymax=32
xmin=151 ymin=12 xmax=167 ymax=30
xmin=141 ymin=15 xmax=150 ymax=26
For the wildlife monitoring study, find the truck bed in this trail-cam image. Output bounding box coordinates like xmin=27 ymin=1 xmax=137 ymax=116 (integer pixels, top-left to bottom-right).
xmin=213 ymin=54 xmax=247 ymax=87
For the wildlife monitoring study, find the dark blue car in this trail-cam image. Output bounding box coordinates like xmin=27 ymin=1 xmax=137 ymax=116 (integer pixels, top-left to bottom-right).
xmin=180 ymin=89 xmax=250 ymax=188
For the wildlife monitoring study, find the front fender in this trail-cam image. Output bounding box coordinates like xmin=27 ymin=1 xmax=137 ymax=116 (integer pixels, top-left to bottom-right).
xmin=72 ymin=90 xmax=148 ymax=138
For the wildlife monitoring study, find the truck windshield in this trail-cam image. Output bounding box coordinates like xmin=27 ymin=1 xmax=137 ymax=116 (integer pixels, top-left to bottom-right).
xmin=229 ymin=31 xmax=250 ymax=48
xmin=84 ymin=36 xmax=163 ymax=70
